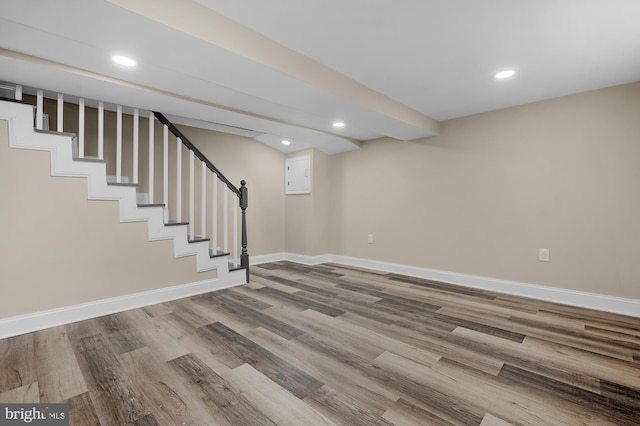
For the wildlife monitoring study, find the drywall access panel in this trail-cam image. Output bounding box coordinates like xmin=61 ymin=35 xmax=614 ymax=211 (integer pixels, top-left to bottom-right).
xmin=285 ymin=155 xmax=311 ymax=194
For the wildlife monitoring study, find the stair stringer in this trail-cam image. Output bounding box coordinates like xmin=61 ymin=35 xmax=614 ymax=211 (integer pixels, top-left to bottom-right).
xmin=2 ymin=100 xmax=240 ymax=284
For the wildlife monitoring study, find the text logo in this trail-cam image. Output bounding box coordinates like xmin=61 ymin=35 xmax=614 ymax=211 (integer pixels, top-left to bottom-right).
xmin=1 ymin=404 xmax=68 ymax=425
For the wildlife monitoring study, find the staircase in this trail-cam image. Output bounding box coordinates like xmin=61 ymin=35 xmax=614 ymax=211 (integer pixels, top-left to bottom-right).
xmin=0 ymin=85 xmax=249 ymax=290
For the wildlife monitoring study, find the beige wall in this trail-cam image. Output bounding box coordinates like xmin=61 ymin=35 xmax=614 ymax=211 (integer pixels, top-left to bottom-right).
xmin=327 ymin=82 xmax=640 ymax=299
xmin=284 ymin=149 xmax=333 ymax=256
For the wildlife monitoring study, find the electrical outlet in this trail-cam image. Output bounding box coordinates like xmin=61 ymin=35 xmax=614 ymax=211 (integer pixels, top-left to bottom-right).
xmin=539 ymin=248 xmax=550 ymax=262
xmin=367 ymin=234 xmax=374 ymax=244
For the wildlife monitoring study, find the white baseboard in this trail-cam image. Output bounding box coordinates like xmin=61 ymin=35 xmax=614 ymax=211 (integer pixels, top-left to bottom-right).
xmin=250 ymin=252 xmax=287 ymax=265
xmin=0 ymin=277 xmax=242 ymax=339
xmin=254 ymin=252 xmax=640 ymax=318
xmin=3 ymin=252 xmax=638 ymax=339
xmin=285 ymin=253 xmax=333 ymax=265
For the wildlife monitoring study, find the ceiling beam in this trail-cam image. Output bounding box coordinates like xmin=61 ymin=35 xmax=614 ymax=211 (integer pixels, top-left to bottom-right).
xmin=106 ymin=0 xmax=439 ymax=138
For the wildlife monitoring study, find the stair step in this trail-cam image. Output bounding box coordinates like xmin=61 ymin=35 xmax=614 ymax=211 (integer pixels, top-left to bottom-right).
xmin=107 ymin=182 xmax=137 ymax=187
xmin=210 ymin=249 xmax=230 ymax=258
xmin=0 ymin=96 xmax=33 ymax=106
xmin=165 ymin=220 xmax=188 ymax=226
xmin=188 ymin=236 xmax=210 ymax=243
xmin=35 ymin=129 xmax=77 ymax=139
xmin=138 ymin=203 xmax=165 ymax=208
xmin=73 ymin=156 xmax=106 ymax=164
xmin=229 ymin=263 xmax=247 ymax=272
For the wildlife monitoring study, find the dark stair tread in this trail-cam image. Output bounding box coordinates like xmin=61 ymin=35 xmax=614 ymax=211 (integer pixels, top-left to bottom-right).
xmin=210 ymin=249 xmax=230 ymax=258
xmin=165 ymin=220 xmax=188 ymax=226
xmin=138 ymin=203 xmax=166 ymax=208
xmin=0 ymin=96 xmax=34 ymax=106
xmin=34 ymin=129 xmax=77 ymax=138
xmin=73 ymin=156 xmax=106 ymax=164
xmin=107 ymin=182 xmax=137 ymax=187
xmin=229 ymin=263 xmax=247 ymax=272
xmin=188 ymin=236 xmax=210 ymax=243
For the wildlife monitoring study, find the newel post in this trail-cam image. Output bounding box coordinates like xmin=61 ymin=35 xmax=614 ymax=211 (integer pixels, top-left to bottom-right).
xmin=240 ymin=180 xmax=249 ymax=283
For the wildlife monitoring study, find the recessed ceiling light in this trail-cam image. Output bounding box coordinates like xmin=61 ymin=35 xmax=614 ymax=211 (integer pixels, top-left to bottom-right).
xmin=332 ymin=121 xmax=345 ymax=128
xmin=494 ymin=69 xmax=516 ymax=79
xmin=112 ymin=55 xmax=136 ymax=67
xmin=281 ymin=140 xmax=291 ymax=145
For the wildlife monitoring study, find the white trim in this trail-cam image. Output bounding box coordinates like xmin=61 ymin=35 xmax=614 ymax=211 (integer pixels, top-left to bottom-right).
xmin=250 ymin=252 xmax=287 ymax=265
xmin=285 ymin=253 xmax=332 ymax=265
xmin=0 ymin=278 xmax=242 ymax=339
xmin=254 ymin=252 xmax=640 ymax=318
xmin=250 ymin=252 xmax=331 ymax=266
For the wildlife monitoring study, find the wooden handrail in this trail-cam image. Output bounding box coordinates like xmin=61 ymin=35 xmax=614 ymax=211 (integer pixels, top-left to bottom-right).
xmin=153 ymin=111 xmax=241 ymax=198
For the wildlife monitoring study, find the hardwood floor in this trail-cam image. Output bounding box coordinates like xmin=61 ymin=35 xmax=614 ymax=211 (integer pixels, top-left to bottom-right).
xmin=1 ymin=261 xmax=639 ymax=425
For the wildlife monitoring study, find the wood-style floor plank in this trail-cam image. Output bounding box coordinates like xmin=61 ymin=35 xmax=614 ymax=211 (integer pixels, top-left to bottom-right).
xmin=66 ymin=392 xmax=100 ymax=426
xmin=479 ymin=413 xmax=516 ymax=426
xmin=97 ymin=313 xmax=146 ymax=355
xmin=257 ymin=286 xmax=346 ymax=317
xmin=0 ymin=382 xmax=39 ymax=403
xmin=119 ymin=346 xmax=213 ymax=425
xmin=224 ymin=363 xmax=336 ymax=426
xmin=296 ymin=332 xmax=486 ymax=425
xmin=382 ymin=397 xmax=457 ymax=426
xmin=0 ymin=333 xmax=37 ymax=394
xmin=245 ymin=327 xmax=400 ymax=415
xmin=168 ymin=353 xmax=276 ymax=425
xmin=34 ymin=325 xmax=87 ymax=402
xmin=1 ymin=260 xmax=639 ymax=425
xmin=198 ymin=321 xmax=324 ymax=399
xmin=450 ymin=326 xmax=604 ymax=392
xmin=208 ymin=292 xmax=305 ymax=339
xmin=118 ymin=309 xmax=190 ymax=362
xmin=304 ymin=384 xmax=393 ymax=426
xmin=73 ymin=333 xmax=150 ymax=425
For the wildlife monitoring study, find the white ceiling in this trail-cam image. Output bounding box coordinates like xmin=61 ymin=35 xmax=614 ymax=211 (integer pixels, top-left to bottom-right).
xmin=1 ymin=0 xmax=639 ymax=154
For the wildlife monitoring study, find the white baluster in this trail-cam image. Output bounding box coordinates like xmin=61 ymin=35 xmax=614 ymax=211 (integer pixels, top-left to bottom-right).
xmin=233 ymin=196 xmax=238 ymax=266
xmin=98 ymin=102 xmax=104 ymax=160
xmin=212 ymin=173 xmax=218 ymax=252
xmin=15 ymin=85 xmax=22 ymax=101
xmin=189 ymin=150 xmax=195 ymax=239
xmin=36 ymin=90 xmax=43 ymax=130
xmin=78 ymin=98 xmax=85 ymax=158
xmin=133 ymin=109 xmax=139 ymax=184
xmin=148 ymin=113 xmax=154 ymax=204
xmin=116 ymin=105 xmax=122 ymax=183
xmin=201 ymin=161 xmax=207 ymax=239
xmin=57 ymin=93 xmax=63 ymax=132
xmin=223 ymin=188 xmax=228 ymax=254
xmin=163 ymin=125 xmax=169 ymax=223
xmin=176 ymin=138 xmax=182 ymax=222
